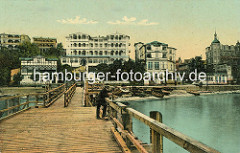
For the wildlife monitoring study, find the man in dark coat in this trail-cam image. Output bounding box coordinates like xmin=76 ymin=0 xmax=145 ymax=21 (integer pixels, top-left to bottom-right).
xmin=96 ymin=87 xmax=108 ymax=119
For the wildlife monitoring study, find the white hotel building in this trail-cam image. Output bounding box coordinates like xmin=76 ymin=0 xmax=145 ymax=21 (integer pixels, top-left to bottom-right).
xmin=61 ymin=32 xmax=131 ymax=68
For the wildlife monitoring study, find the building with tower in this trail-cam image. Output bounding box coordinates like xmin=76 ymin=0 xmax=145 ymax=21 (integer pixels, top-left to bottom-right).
xmin=205 ymin=31 xmax=240 ymax=84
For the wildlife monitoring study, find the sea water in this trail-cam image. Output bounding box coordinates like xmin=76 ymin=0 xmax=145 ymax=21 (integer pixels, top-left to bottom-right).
xmin=127 ymin=94 xmax=240 ymax=153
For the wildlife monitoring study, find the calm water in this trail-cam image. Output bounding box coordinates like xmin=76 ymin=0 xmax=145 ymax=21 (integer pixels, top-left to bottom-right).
xmin=126 ymin=94 xmax=240 ymax=153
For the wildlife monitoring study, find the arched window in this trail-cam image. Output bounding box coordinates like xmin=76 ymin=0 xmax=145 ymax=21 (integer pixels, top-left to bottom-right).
xmin=95 ymin=51 xmax=98 ymax=55
xmin=79 ymin=43 xmax=81 ymax=47
xmin=99 ymin=51 xmax=103 ymax=55
xmin=104 ymin=51 xmax=108 ymax=55
xmin=111 ymin=50 xmax=114 ymax=55
xmin=73 ymin=34 xmax=77 ymax=39
xmin=115 ymin=51 xmax=118 ymax=55
xmin=82 ymin=35 xmax=86 ymax=39
xmin=74 ymin=50 xmax=77 ymax=55
xmin=119 ymin=50 xmax=123 ymax=56
xmin=78 ymin=51 xmax=81 ymax=55
xmin=83 ymin=43 xmax=86 ymax=47
xmin=115 ymin=35 xmax=118 ymax=40
xmin=78 ymin=35 xmax=81 ymax=39
xmin=111 ymin=43 xmax=114 ymax=47
xmin=82 ymin=50 xmax=86 ymax=55
xmin=90 ymin=51 xmax=93 ymax=55
xmin=115 ymin=43 xmax=118 ymax=47
xmin=73 ymin=43 xmax=77 ymax=47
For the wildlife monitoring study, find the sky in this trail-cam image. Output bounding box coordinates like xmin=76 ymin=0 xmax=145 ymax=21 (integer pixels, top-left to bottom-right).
xmin=1 ymin=0 xmax=240 ymax=60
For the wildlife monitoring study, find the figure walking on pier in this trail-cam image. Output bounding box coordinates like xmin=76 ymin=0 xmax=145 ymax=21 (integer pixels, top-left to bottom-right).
xmin=96 ymin=87 xmax=109 ymax=119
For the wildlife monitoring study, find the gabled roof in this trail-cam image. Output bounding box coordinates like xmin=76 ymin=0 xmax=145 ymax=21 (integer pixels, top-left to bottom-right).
xmin=146 ymin=41 xmax=168 ymax=46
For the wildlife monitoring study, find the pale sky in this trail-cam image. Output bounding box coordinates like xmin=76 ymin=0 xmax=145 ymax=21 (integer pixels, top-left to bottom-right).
xmin=1 ymin=0 xmax=240 ymax=60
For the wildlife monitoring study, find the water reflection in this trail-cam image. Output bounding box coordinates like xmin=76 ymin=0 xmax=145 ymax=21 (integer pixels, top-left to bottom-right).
xmin=127 ymin=94 xmax=240 ymax=153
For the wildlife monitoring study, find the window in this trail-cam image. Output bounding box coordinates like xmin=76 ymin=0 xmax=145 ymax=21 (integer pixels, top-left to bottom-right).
xmin=147 ymin=53 xmax=152 ymax=58
xmin=99 ymin=51 xmax=103 ymax=55
xmin=100 ymin=44 xmax=102 ymax=47
xmin=147 ymin=45 xmax=151 ymax=50
xmin=90 ymin=51 xmax=93 ymax=55
xmin=154 ymin=62 xmax=159 ymax=70
xmin=148 ymin=62 xmax=153 ymax=70
xmin=73 ymin=34 xmax=77 ymax=39
xmin=82 ymin=50 xmax=86 ymax=55
xmin=95 ymin=51 xmax=98 ymax=55
xmin=89 ymin=59 xmax=92 ymax=63
xmin=95 ymin=43 xmax=98 ymax=47
xmin=105 ymin=51 xmax=108 ymax=55
xmin=78 ymin=43 xmax=81 ymax=47
xmin=162 ymin=53 xmax=167 ymax=58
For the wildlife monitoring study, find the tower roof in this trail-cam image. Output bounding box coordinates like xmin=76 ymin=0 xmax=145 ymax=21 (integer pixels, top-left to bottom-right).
xmin=212 ymin=31 xmax=220 ymax=44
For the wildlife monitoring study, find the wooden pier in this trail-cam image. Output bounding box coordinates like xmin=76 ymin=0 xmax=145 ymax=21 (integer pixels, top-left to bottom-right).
xmin=0 ymin=83 xmax=221 ymax=153
xmin=0 ymin=87 xmax=121 ymax=152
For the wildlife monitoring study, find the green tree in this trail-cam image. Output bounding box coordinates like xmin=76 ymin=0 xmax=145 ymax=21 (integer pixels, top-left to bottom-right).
xmin=13 ymin=73 xmax=23 ymax=86
xmin=18 ymin=41 xmax=39 ymax=57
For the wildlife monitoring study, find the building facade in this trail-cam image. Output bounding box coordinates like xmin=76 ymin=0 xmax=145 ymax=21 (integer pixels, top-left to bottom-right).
xmin=61 ymin=32 xmax=130 ymax=68
xmin=33 ymin=37 xmax=57 ymax=53
xmin=0 ymin=33 xmax=30 ymax=50
xmin=135 ymin=41 xmax=177 ymax=84
xmin=20 ymin=56 xmax=58 ymax=85
xmin=205 ymin=32 xmax=240 ymax=83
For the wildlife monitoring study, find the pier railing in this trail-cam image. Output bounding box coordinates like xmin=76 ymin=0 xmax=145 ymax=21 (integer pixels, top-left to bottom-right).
xmin=106 ymin=98 xmax=220 ymax=153
xmin=0 ymin=93 xmax=44 ymax=121
xmin=64 ymin=83 xmax=76 ymax=107
xmin=44 ymin=84 xmax=65 ymax=107
xmin=0 ymin=84 xmax=66 ymax=120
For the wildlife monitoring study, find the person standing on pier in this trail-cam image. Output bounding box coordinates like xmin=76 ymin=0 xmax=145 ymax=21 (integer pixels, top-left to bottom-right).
xmin=96 ymin=87 xmax=109 ymax=119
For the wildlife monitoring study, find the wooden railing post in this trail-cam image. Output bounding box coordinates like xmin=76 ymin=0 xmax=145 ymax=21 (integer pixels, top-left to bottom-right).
xmin=5 ymin=100 xmax=9 ymax=116
xmin=150 ymin=111 xmax=163 ymax=153
xmin=17 ymin=97 xmax=20 ymax=111
xmin=27 ymin=95 xmax=30 ymax=108
xmin=122 ymin=110 xmax=132 ymax=147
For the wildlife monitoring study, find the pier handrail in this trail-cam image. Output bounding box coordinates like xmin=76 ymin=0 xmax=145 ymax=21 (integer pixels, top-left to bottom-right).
xmin=44 ymin=84 xmax=65 ymax=107
xmin=64 ymin=83 xmax=76 ymax=107
xmin=105 ymin=98 xmax=220 ymax=153
xmin=0 ymin=94 xmax=44 ymax=121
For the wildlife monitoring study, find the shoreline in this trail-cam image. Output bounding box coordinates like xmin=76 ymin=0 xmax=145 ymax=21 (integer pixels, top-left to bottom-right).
xmin=114 ymin=90 xmax=240 ymax=102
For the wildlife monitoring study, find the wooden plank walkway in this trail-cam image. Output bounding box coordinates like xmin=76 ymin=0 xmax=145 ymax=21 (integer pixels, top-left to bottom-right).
xmin=0 ymin=87 xmax=122 ymax=152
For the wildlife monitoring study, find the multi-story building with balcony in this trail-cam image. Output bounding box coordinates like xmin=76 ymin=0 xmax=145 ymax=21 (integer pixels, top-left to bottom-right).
xmin=0 ymin=33 xmax=30 ymax=50
xmin=33 ymin=37 xmax=57 ymax=53
xmin=20 ymin=56 xmax=58 ymax=85
xmin=61 ymin=32 xmax=130 ymax=68
xmin=135 ymin=41 xmax=176 ymax=84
